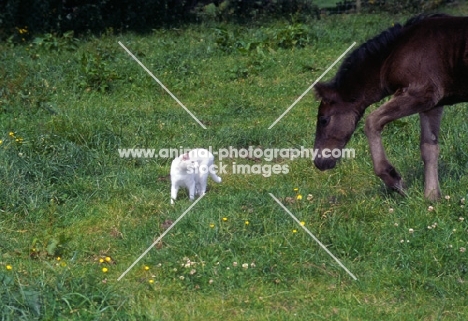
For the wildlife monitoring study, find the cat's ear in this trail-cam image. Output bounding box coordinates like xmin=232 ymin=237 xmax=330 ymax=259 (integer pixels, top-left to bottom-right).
xmin=182 ymin=153 xmax=190 ymax=161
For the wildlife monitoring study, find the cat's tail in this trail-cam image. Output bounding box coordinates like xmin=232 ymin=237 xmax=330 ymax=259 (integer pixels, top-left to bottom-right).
xmin=210 ymin=171 xmax=222 ymax=183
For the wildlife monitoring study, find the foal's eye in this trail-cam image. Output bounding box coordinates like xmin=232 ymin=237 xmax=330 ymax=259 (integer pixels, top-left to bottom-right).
xmin=318 ymin=116 xmax=330 ymax=127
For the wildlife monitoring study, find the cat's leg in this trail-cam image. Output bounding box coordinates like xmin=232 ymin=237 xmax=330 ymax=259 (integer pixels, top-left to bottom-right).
xmin=197 ymin=177 xmax=207 ymax=196
xmin=188 ymin=182 xmax=196 ymax=201
xmin=171 ymin=184 xmax=179 ymax=205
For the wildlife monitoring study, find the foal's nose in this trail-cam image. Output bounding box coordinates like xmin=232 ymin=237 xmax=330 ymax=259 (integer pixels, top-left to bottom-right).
xmin=314 ymin=156 xmax=337 ymax=171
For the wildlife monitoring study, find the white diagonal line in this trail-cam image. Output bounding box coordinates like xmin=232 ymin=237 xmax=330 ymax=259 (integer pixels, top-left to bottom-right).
xmin=269 ymin=193 xmax=357 ymax=280
xmin=118 ymin=41 xmax=207 ymax=129
xmin=117 ymin=195 xmax=205 ymax=281
xmin=268 ymin=42 xmax=356 ymax=129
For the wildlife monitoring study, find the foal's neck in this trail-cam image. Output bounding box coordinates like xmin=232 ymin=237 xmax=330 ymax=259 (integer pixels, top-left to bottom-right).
xmin=339 ymin=66 xmax=388 ymax=116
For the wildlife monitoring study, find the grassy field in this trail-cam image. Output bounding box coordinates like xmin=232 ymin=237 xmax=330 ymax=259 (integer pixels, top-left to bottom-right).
xmin=314 ymin=0 xmax=341 ymax=8
xmin=2 ymin=4 xmax=468 ymax=320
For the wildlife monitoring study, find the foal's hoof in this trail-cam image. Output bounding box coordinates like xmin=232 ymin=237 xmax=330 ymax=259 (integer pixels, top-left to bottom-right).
xmin=378 ymin=164 xmax=405 ymax=196
xmin=424 ymin=189 xmax=441 ymax=202
xmin=392 ymin=180 xmax=407 ymax=197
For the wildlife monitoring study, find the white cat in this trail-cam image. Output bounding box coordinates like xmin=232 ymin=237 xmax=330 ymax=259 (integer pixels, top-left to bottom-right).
xmin=170 ymin=148 xmax=222 ymax=204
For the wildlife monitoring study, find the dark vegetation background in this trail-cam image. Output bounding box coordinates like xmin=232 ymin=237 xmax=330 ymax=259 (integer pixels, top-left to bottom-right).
xmin=0 ymin=0 xmax=452 ymax=40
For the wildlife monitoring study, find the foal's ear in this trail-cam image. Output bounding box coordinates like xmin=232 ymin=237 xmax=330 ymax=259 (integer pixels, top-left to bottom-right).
xmin=314 ymin=82 xmax=340 ymax=104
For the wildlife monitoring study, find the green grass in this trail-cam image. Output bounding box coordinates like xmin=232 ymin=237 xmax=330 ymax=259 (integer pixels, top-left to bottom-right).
xmin=314 ymin=0 xmax=341 ymax=8
xmin=2 ymin=5 xmax=468 ymax=320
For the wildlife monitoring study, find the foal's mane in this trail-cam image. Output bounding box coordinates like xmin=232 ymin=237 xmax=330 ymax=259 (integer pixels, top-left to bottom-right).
xmin=331 ymin=14 xmax=450 ymax=88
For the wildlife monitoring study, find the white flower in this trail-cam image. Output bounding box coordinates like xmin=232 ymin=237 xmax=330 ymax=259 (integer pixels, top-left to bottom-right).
xmin=445 ymin=195 xmax=450 ymax=200
xmin=389 ymin=208 xmax=394 ymax=213
xmin=209 ymin=279 xmax=214 ymax=284
xmin=179 ymin=276 xmax=185 ymax=280
xmin=409 ymin=228 xmax=414 ymax=234
xmin=242 ymin=263 xmax=248 ymax=269
xmin=460 ymin=247 xmax=466 ymax=253
xmin=190 ymin=269 xmax=196 ymax=275
xmin=428 ymin=206 xmax=434 ymax=212
xmin=394 ymin=223 xmax=399 ymax=227
xmin=250 ymin=262 xmax=256 ymax=268
xmin=233 ymin=262 xmax=238 ymax=267
xmin=459 ymin=217 xmax=465 ymax=222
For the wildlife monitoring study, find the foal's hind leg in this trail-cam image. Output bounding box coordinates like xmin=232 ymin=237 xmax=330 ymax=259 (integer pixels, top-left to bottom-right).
xmin=364 ymin=87 xmax=438 ymax=195
xmin=420 ymin=106 xmax=443 ymax=201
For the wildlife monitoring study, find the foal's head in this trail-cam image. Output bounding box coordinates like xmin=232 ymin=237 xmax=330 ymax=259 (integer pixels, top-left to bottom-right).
xmin=313 ymin=83 xmax=362 ymax=170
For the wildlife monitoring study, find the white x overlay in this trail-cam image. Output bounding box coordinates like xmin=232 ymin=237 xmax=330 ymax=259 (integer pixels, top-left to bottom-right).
xmin=268 ymin=42 xmax=356 ymax=129
xmin=117 ymin=195 xmax=205 ymax=281
xmin=118 ymin=41 xmax=207 ymax=129
xmin=117 ymin=40 xmax=359 ymax=281
xmin=269 ymin=193 xmax=357 ymax=280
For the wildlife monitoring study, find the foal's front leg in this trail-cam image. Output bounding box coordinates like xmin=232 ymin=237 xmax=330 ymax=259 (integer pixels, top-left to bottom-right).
xmin=419 ymin=106 xmax=443 ymax=201
xmin=365 ymin=109 xmax=405 ymax=194
xmin=364 ymin=89 xmax=437 ymax=195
